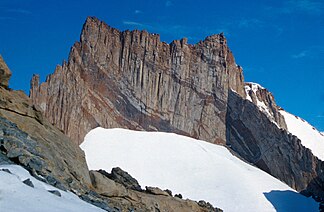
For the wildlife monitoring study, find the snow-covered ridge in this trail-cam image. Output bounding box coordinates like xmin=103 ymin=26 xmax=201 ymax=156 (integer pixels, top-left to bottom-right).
xmin=81 ymin=127 xmax=318 ymax=212
xmin=244 ymin=82 xmax=265 ymax=95
xmin=0 ymin=165 xmax=103 ymax=212
xmin=280 ymin=110 xmax=324 ymax=161
xmin=245 ymin=82 xmax=324 ymax=161
xmin=244 ymin=82 xmax=276 ymax=125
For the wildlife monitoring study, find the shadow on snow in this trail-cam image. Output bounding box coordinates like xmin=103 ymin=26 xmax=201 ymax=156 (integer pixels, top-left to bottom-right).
xmin=264 ymin=190 xmax=318 ymax=212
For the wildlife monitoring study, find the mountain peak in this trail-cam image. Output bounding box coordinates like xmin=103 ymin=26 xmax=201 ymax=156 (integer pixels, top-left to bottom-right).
xmin=31 ymin=16 xmax=245 ymax=145
xmin=203 ymin=33 xmax=227 ymax=44
xmin=81 ymin=17 xmax=226 ymax=49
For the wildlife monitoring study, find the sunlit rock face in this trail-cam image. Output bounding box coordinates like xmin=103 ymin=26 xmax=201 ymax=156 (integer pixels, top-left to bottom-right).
xmin=0 ymin=55 xmax=12 ymax=89
xmin=30 ymin=17 xmax=245 ymax=145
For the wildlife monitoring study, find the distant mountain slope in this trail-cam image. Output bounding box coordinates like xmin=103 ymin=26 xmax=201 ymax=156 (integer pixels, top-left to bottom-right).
xmin=244 ymin=82 xmax=286 ymax=128
xmin=244 ymin=82 xmax=324 ymax=162
xmin=280 ymin=110 xmax=324 ymax=161
xmin=81 ymin=128 xmax=318 ymax=212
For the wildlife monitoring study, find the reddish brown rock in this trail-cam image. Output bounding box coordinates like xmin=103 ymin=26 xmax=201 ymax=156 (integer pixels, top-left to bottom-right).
xmin=0 ymin=55 xmax=12 ymax=89
xmin=1 ymin=55 xmax=223 ymax=211
xmin=29 ymin=16 xmax=324 ymax=203
xmin=89 ymin=170 xmax=223 ymax=212
xmin=30 ymin=17 xmax=245 ymax=144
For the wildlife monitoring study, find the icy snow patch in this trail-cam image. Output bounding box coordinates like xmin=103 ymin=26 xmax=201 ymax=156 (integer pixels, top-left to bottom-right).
xmin=256 ymin=98 xmax=272 ymax=118
xmin=244 ymin=83 xmax=267 ymax=109
xmin=280 ymin=110 xmax=324 ymax=161
xmin=0 ymin=164 xmax=104 ymax=212
xmin=81 ymin=128 xmax=318 ymax=212
xmin=244 ymin=82 xmax=278 ymax=127
xmin=244 ymin=85 xmax=253 ymax=102
xmin=245 ymin=82 xmax=265 ymax=93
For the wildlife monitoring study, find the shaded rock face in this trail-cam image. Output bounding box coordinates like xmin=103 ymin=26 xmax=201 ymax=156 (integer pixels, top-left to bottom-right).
xmin=30 ymin=16 xmax=245 ymax=145
xmin=226 ymin=90 xmax=324 ymax=199
xmin=0 ymin=56 xmax=93 ymax=201
xmin=0 ymin=87 xmax=92 ymax=192
xmin=0 ymin=55 xmax=12 ymax=89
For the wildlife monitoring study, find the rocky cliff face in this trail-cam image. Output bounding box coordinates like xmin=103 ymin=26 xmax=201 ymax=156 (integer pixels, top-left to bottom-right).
xmin=30 ymin=16 xmax=324 ymax=202
xmin=226 ymin=90 xmax=324 ymax=199
xmin=0 ymin=55 xmax=11 ymax=89
xmin=1 ymin=55 xmax=222 ymax=211
xmin=30 ymin=16 xmax=245 ymax=145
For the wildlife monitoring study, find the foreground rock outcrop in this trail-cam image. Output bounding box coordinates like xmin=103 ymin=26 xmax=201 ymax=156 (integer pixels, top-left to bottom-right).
xmin=0 ymin=83 xmax=92 ymax=194
xmin=1 ymin=56 xmax=221 ymax=211
xmin=90 ymin=169 xmax=222 ymax=212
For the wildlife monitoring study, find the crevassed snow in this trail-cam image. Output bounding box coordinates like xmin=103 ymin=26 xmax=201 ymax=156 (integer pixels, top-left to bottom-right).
xmin=80 ymin=128 xmax=318 ymax=212
xmin=280 ymin=110 xmax=324 ymax=161
xmin=0 ymin=164 xmax=103 ymax=212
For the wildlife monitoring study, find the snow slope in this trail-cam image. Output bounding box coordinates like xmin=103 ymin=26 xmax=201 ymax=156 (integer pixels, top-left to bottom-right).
xmin=0 ymin=164 xmax=103 ymax=212
xmin=81 ymin=128 xmax=318 ymax=212
xmin=280 ymin=110 xmax=324 ymax=161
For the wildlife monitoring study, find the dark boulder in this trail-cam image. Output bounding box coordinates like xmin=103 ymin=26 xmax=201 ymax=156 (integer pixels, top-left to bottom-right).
xmin=0 ymin=168 xmax=11 ymax=173
xmin=48 ymin=190 xmax=62 ymax=197
xmin=23 ymin=178 xmax=34 ymax=188
xmin=103 ymin=167 xmax=142 ymax=192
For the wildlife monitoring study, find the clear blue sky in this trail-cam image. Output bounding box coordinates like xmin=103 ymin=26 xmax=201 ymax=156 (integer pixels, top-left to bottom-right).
xmin=0 ymin=0 xmax=323 ymax=131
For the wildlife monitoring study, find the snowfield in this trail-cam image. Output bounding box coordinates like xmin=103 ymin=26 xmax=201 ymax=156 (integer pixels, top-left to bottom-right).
xmin=81 ymin=127 xmax=318 ymax=212
xmin=0 ymin=164 xmax=103 ymax=212
xmin=280 ymin=110 xmax=324 ymax=161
